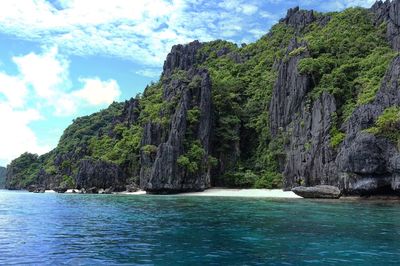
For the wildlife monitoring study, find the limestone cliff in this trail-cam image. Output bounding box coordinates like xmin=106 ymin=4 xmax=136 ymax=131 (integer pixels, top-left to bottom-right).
xmin=0 ymin=166 xmax=5 ymax=189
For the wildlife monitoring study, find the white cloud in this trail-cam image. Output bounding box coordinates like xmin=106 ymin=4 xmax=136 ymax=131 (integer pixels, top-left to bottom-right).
xmin=0 ymin=73 xmax=28 ymax=108
xmin=73 ymin=78 xmax=121 ymax=106
xmin=0 ymin=47 xmax=122 ymax=164
xmin=9 ymin=47 xmax=121 ymax=116
xmin=13 ymin=47 xmax=69 ymax=99
xmin=0 ymin=0 xmax=274 ymax=66
xmin=0 ymin=103 xmax=49 ymax=164
xmin=342 ymin=0 xmax=376 ymax=8
xmin=136 ymin=68 xmax=162 ymax=78
xmin=242 ymin=4 xmax=259 ymax=15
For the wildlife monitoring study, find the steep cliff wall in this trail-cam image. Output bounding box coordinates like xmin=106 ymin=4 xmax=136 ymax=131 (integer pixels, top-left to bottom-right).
xmin=271 ymin=2 xmax=400 ymax=195
xmin=140 ymin=42 xmax=213 ymax=193
xmin=0 ymin=166 xmax=5 ymax=188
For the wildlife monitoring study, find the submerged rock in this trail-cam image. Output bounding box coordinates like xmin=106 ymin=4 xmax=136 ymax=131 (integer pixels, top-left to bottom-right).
xmin=292 ymin=185 xmax=342 ymax=199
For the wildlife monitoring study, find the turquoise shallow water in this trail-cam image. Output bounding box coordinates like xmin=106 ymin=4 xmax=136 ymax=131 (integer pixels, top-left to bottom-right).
xmin=0 ymin=190 xmax=399 ymax=265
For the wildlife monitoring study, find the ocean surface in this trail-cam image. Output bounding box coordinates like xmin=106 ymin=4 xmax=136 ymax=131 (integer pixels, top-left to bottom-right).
xmin=0 ymin=190 xmax=399 ymax=265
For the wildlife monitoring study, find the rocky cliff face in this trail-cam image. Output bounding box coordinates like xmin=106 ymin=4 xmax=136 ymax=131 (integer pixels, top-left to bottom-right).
xmin=336 ymin=56 xmax=400 ymax=194
xmin=75 ymin=159 xmax=126 ymax=191
xmin=140 ymin=41 xmax=213 ymax=193
xmin=0 ymin=166 xmax=6 ymax=189
xmin=371 ymin=0 xmax=400 ymax=50
xmin=271 ymin=4 xmax=400 ymax=195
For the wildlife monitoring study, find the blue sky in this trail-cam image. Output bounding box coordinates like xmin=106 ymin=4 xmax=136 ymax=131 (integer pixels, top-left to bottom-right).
xmin=0 ymin=0 xmax=375 ymax=166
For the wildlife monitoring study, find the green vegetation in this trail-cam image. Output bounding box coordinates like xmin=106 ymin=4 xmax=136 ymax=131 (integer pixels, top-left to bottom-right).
xmin=6 ymin=153 xmax=41 ymax=188
xmin=298 ymin=8 xmax=395 ymax=121
xmin=177 ymin=141 xmax=206 ymax=174
xmin=366 ymin=107 xmax=400 ymax=146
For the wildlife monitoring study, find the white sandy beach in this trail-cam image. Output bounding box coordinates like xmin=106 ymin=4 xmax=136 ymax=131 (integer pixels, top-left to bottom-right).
xmin=61 ymin=188 xmax=300 ymax=198
xmin=179 ymin=188 xmax=301 ymax=198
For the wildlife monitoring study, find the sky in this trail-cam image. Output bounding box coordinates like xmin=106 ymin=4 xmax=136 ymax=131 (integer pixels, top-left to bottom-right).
xmin=0 ymin=0 xmax=376 ymax=166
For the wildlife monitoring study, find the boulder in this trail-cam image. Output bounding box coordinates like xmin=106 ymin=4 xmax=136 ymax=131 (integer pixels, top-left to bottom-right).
xmin=292 ymin=185 xmax=342 ymax=199
xmin=125 ymin=185 xmax=138 ymax=192
xmin=86 ymin=187 xmax=98 ymax=194
xmin=28 ymin=185 xmax=45 ymax=193
xmin=53 ymin=184 xmax=68 ymax=193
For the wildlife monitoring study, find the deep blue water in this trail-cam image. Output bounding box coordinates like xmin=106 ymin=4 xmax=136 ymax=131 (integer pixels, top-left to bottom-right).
xmin=0 ymin=190 xmax=399 ymax=265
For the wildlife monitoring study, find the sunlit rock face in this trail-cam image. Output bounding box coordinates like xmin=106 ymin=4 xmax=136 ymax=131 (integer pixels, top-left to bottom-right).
xmin=140 ymin=42 xmax=213 ymax=193
xmin=272 ymin=6 xmax=400 ymax=196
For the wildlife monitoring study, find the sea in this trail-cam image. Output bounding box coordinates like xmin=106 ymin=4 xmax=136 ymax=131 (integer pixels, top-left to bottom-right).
xmin=0 ymin=190 xmax=399 ymax=265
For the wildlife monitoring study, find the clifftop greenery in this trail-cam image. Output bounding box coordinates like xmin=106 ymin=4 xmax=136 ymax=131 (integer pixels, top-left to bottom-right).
xmin=6 ymin=6 xmax=398 ymax=190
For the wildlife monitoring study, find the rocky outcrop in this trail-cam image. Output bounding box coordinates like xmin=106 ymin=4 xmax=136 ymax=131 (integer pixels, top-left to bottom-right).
xmin=28 ymin=185 xmax=45 ymax=193
xmin=283 ymin=92 xmax=338 ymax=189
xmin=292 ymin=185 xmax=341 ymax=199
xmin=113 ymin=98 xmax=140 ymax=127
xmin=280 ymin=7 xmax=316 ymax=32
xmin=269 ymin=38 xmax=312 ymax=137
xmin=140 ymin=42 xmax=213 ymax=193
xmin=278 ymin=50 xmax=400 ymax=195
xmin=272 ymin=5 xmax=400 ymax=196
xmin=76 ymin=159 xmax=126 ymax=191
xmin=269 ymin=37 xmax=338 ymax=190
xmin=371 ymin=0 xmax=400 ymax=50
xmin=0 ymin=166 xmax=6 ymax=189
xmin=335 ymin=55 xmax=400 ymax=195
xmin=162 ymin=40 xmax=204 ymax=76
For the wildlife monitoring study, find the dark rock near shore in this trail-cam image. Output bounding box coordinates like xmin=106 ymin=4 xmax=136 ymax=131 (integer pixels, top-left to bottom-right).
xmin=0 ymin=166 xmax=6 ymax=189
xmin=53 ymin=186 xmax=68 ymax=193
xmin=292 ymin=185 xmax=342 ymax=199
xmin=28 ymin=185 xmax=45 ymax=193
xmin=86 ymin=187 xmax=98 ymax=194
xmin=126 ymin=184 xmax=138 ymax=192
xmin=76 ymin=159 xmax=126 ymax=191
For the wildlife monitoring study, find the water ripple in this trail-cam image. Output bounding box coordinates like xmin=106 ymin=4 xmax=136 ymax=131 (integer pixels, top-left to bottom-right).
xmin=0 ymin=190 xmax=399 ymax=265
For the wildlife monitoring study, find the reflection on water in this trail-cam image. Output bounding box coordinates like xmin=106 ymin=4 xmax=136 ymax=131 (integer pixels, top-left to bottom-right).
xmin=0 ymin=190 xmax=399 ymax=265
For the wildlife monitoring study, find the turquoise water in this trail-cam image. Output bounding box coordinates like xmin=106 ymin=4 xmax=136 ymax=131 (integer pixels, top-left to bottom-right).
xmin=0 ymin=190 xmax=399 ymax=265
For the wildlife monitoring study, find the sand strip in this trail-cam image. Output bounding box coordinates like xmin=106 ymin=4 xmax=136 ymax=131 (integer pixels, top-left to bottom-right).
xmin=178 ymin=188 xmax=301 ymax=198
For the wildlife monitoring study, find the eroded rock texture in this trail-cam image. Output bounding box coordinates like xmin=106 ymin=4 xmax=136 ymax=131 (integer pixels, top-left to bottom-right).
xmin=371 ymin=0 xmax=400 ymax=50
xmin=140 ymin=42 xmax=213 ymax=193
xmin=76 ymin=159 xmax=126 ymax=191
xmin=271 ymin=5 xmax=400 ymax=195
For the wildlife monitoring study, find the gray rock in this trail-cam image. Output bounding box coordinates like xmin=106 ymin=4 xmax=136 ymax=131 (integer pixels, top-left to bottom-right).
xmin=162 ymin=40 xmax=203 ymax=76
xmin=371 ymin=0 xmax=400 ymax=51
xmin=140 ymin=42 xmax=213 ymax=193
xmin=76 ymin=159 xmax=126 ymax=191
xmin=28 ymin=185 xmax=45 ymax=193
xmin=280 ymin=7 xmax=315 ymax=32
xmin=292 ymin=185 xmax=342 ymax=199
xmin=126 ymin=184 xmax=138 ymax=192
xmin=86 ymin=187 xmax=98 ymax=194
xmin=104 ymin=187 xmax=114 ymax=194
xmin=273 ymin=11 xmax=400 ymax=196
xmin=269 ymin=38 xmax=312 ymax=137
xmin=53 ymin=186 xmax=68 ymax=193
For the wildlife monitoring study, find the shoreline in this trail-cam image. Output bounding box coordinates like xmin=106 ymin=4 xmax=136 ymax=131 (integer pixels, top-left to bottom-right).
xmin=59 ymin=188 xmax=301 ymax=198
xmin=4 ymin=188 xmax=400 ymax=201
xmin=177 ymin=188 xmax=301 ymax=198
